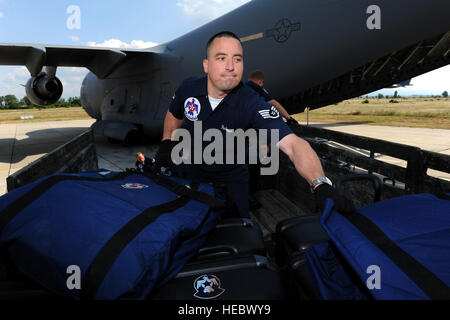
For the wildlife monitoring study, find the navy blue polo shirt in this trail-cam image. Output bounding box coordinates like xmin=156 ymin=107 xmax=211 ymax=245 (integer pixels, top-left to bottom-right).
xmin=168 ymin=76 xmax=292 ymax=181
xmin=245 ymin=81 xmax=273 ymax=102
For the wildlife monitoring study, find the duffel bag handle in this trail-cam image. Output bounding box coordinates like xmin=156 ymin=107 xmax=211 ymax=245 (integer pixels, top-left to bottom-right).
xmin=334 ymin=173 xmax=382 ymax=203
xmin=195 ymin=245 xmax=239 ymax=259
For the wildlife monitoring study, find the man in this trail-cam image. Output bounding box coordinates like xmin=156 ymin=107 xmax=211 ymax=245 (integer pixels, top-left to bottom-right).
xmin=135 ymin=152 xmax=147 ymax=172
xmin=246 ymin=70 xmax=298 ymax=125
xmin=154 ymin=31 xmax=353 ymax=218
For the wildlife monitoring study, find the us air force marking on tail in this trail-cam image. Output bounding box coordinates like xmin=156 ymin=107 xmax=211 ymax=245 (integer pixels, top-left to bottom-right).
xmin=240 ymin=18 xmax=301 ymax=44
xmin=266 ymin=18 xmax=301 ymax=43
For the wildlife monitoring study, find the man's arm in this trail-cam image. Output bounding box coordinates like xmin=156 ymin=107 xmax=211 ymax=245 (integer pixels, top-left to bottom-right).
xmin=277 ymin=133 xmax=324 ymax=185
xmin=154 ymin=111 xmax=184 ymax=168
xmin=268 ymin=99 xmax=292 ymax=121
xmin=278 ymin=133 xmax=355 ymax=213
xmin=162 ymin=110 xmax=184 ymax=140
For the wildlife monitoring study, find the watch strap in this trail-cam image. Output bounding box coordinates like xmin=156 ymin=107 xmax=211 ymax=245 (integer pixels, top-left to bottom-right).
xmin=311 ymin=176 xmax=333 ymax=193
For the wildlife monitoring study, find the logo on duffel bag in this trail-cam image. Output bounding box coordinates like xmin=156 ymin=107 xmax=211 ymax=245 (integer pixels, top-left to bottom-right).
xmin=121 ymin=183 xmax=149 ymax=189
xmin=193 ymin=274 xmax=225 ymax=299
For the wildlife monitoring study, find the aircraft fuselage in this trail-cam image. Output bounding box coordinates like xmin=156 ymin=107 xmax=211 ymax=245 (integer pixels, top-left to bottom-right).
xmin=80 ymin=0 xmax=450 ymax=140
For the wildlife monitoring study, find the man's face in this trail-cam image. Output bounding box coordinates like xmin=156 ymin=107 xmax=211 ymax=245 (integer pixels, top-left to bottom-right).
xmin=203 ymin=37 xmax=244 ymax=98
xmin=136 ymin=153 xmax=145 ymax=163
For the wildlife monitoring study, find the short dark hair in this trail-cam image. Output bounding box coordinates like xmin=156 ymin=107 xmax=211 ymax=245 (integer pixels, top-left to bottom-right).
xmin=206 ymin=31 xmax=241 ymax=58
xmin=249 ymin=70 xmax=265 ymax=81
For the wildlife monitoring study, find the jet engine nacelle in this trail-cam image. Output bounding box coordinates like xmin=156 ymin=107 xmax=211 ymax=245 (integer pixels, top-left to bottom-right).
xmin=25 ymin=72 xmax=63 ymax=106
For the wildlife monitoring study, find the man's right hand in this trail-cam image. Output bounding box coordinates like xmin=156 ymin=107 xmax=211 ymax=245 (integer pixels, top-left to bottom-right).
xmin=286 ymin=118 xmax=298 ymax=125
xmin=314 ymin=183 xmax=356 ymax=215
xmin=154 ymin=140 xmax=177 ymax=168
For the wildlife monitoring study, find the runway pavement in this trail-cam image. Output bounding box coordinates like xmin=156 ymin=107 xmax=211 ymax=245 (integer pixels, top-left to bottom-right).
xmin=0 ymin=120 xmax=449 ymax=196
xmin=309 ymin=122 xmax=450 ymax=181
xmin=0 ymin=120 xmax=94 ymax=195
xmin=310 ymin=122 xmax=450 ymax=155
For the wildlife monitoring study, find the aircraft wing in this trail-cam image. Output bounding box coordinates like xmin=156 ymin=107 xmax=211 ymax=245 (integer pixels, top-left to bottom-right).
xmin=0 ymin=43 xmax=164 ymax=79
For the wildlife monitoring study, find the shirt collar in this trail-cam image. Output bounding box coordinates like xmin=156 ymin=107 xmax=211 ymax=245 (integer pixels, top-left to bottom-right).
xmin=246 ymin=80 xmax=256 ymax=87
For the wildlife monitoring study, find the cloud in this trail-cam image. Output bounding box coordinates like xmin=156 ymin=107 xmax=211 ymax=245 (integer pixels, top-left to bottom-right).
xmin=6 ymin=66 xmax=29 ymax=83
xmin=0 ymin=67 xmax=29 ymax=99
xmin=176 ymin=0 xmax=251 ymax=22
xmin=65 ymin=67 xmax=86 ymax=74
xmin=58 ymin=67 xmax=89 ymax=97
xmin=86 ymin=39 xmax=158 ymax=49
xmin=0 ymin=11 xmax=4 ymax=18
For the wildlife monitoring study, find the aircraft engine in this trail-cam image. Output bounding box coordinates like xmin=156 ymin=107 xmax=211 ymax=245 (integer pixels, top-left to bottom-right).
xmin=25 ymin=72 xmax=63 ymax=106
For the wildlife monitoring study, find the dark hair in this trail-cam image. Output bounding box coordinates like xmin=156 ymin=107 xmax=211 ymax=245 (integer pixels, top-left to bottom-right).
xmin=206 ymin=31 xmax=241 ymax=58
xmin=249 ymin=70 xmax=265 ymax=81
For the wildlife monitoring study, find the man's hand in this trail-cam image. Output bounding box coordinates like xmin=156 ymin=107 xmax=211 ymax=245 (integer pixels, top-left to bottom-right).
xmin=154 ymin=140 xmax=177 ymax=168
xmin=314 ymin=183 xmax=356 ymax=214
xmin=286 ymin=117 xmax=298 ymax=125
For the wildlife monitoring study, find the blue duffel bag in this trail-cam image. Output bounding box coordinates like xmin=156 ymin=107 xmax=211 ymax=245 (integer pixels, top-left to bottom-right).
xmin=307 ymin=193 xmax=450 ymax=300
xmin=0 ymin=170 xmax=224 ymax=300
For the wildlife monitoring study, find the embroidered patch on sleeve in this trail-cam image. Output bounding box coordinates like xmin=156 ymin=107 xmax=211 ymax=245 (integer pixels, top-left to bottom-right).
xmin=258 ymin=105 xmax=280 ymax=119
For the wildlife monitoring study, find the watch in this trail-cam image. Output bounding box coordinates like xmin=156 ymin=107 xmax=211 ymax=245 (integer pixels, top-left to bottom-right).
xmin=310 ymin=176 xmax=333 ymax=193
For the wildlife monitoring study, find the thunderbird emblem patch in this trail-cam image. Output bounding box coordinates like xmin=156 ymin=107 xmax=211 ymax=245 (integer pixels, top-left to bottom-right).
xmin=184 ymin=97 xmax=201 ymax=121
xmin=193 ymin=274 xmax=225 ymax=299
xmin=121 ymin=183 xmax=149 ymax=189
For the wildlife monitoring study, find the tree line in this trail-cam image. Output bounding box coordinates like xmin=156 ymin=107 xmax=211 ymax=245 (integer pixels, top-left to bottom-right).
xmin=360 ymin=91 xmax=448 ymax=99
xmin=0 ymin=95 xmax=81 ymax=109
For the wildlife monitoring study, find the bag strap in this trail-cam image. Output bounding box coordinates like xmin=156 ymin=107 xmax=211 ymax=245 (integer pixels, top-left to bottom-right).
xmin=337 ymin=205 xmax=450 ymax=300
xmin=0 ymin=172 xmax=133 ymax=235
xmin=80 ymin=182 xmax=200 ymax=299
xmin=142 ymin=172 xmax=225 ymax=210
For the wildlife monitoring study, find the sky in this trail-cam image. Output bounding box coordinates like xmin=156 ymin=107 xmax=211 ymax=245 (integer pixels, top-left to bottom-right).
xmin=0 ymin=0 xmax=448 ymax=99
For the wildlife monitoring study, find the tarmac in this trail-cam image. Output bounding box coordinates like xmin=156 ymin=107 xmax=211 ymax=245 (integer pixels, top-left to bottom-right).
xmin=310 ymin=122 xmax=450 ymax=181
xmin=0 ymin=119 xmax=449 ymax=196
